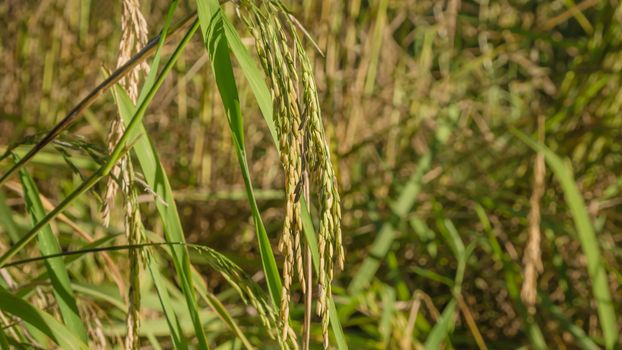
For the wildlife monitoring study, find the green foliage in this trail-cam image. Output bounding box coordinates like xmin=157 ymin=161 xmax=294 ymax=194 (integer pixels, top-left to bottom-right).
xmin=1 ymin=0 xmax=621 ymax=349
xmin=18 ymin=165 xmax=88 ymax=342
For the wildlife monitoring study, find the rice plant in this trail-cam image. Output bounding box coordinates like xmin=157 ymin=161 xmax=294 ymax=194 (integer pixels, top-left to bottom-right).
xmin=1 ymin=0 xmax=622 ymax=349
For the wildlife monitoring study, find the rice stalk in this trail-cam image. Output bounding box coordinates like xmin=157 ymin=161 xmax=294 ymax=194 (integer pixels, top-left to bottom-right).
xmin=17 ymin=160 xmax=88 ymax=342
xmin=236 ymin=1 xmax=343 ymax=347
xmin=100 ymin=1 xmax=149 ymax=348
xmin=120 ymin=164 xmax=144 ymax=350
xmin=248 ymin=11 xmax=305 ymax=341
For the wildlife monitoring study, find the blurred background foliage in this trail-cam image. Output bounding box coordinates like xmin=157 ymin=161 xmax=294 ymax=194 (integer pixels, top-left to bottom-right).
xmin=1 ymin=0 xmax=621 ymax=348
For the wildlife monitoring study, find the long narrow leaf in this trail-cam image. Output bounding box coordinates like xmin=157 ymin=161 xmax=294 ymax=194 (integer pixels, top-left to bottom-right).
xmin=14 ymin=234 xmax=121 ymax=300
xmin=147 ymin=254 xmax=189 ymax=350
xmin=18 ymin=166 xmax=88 ymax=342
xmin=198 ymin=290 xmax=255 ymax=350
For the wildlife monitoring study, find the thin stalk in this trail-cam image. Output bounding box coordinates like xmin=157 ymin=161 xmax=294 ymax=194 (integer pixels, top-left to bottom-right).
xmin=3 ymin=242 xmax=185 ymax=268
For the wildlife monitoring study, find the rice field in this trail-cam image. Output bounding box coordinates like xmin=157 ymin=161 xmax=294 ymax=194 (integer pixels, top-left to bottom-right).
xmin=0 ymin=0 xmax=621 ymax=349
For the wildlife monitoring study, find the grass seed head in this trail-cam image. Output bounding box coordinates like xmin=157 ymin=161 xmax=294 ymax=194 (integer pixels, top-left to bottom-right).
xmin=102 ymin=1 xmax=149 ymax=348
xmin=238 ymin=1 xmax=343 ymax=347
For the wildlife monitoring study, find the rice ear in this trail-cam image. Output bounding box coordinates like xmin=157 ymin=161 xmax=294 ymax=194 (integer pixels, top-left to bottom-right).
xmin=104 ymin=1 xmax=149 ymax=348
xmin=237 ymin=2 xmax=343 ymax=347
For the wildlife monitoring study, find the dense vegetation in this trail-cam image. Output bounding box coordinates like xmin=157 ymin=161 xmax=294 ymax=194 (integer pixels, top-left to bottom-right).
xmin=1 ymin=0 xmax=621 ymax=349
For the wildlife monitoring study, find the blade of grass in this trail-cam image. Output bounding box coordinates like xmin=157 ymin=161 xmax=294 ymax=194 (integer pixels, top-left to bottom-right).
xmin=424 ymin=300 xmax=457 ymax=350
xmin=0 ymin=145 xmax=97 ymax=171
xmin=411 ymin=267 xmax=454 ymax=287
xmin=146 ymin=254 xmax=188 ymax=350
xmin=147 ymin=228 xmax=260 ymax=349
xmin=513 ymin=129 xmax=619 ymax=349
xmin=14 ymin=234 xmax=122 ymax=299
xmin=18 ymin=165 xmax=88 ymax=342
xmin=5 ymin=240 xmax=168 ymax=269
xmin=0 ymin=162 xmax=109 ymax=267
xmin=199 ymin=290 xmax=255 ymax=350
xmin=219 ymin=14 xmax=276 ymax=142
xmin=147 ymin=332 xmax=164 ymax=350
xmin=177 ymin=248 xmax=266 ymax=349
xmin=152 ymin=237 xmax=268 ymax=349
xmin=71 ymin=283 xmax=126 ymax=311
xmin=421 ymin=214 xmax=471 ymax=349
xmin=386 ymin=252 xmax=410 ymax=300
xmin=0 ymin=287 xmax=88 ymax=350
xmin=186 ymin=259 xmax=256 ymax=349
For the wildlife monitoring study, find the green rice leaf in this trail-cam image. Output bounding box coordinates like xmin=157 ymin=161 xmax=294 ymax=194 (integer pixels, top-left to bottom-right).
xmin=18 ymin=166 xmax=88 ymax=342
